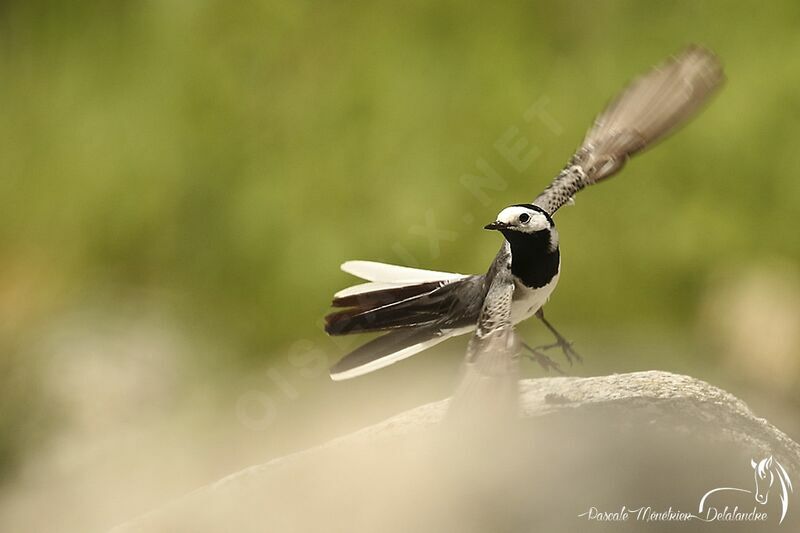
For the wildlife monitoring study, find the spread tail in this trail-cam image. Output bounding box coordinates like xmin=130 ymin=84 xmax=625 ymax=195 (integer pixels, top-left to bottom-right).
xmin=325 ymin=261 xmax=471 ymax=335
xmin=329 ymin=327 xmax=451 ymax=381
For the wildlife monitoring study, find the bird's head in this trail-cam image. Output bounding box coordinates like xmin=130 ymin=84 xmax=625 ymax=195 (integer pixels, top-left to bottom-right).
xmin=485 ymin=204 xmax=558 ymax=252
xmin=484 ymin=204 xmax=554 ymax=235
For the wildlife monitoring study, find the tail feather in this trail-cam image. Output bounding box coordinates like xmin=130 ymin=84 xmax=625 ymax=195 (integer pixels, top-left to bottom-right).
xmin=341 ymin=260 xmax=468 ymax=283
xmin=325 ymin=275 xmax=475 ymax=335
xmin=334 ymin=281 xmax=398 ymax=300
xmin=331 ymin=281 xmax=442 ymax=308
xmin=324 ymin=293 xmax=443 ymax=335
xmin=325 ymin=261 xmax=482 ymax=377
xmin=327 ymin=260 xmax=471 ymax=334
xmin=329 ymin=327 xmax=450 ymax=381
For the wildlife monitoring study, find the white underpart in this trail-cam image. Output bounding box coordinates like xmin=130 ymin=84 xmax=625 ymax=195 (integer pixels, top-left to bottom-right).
xmin=509 ymin=269 xmax=560 ymax=325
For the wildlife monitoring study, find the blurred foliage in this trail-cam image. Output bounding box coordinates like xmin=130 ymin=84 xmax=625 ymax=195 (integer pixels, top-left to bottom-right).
xmin=0 ymin=0 xmax=799 ymax=481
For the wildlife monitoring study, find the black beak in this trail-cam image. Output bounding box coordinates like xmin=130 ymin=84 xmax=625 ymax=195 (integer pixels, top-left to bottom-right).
xmin=484 ymin=221 xmax=509 ymax=231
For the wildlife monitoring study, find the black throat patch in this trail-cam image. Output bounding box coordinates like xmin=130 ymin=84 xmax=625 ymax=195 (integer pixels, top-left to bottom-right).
xmin=501 ymin=228 xmax=560 ymax=289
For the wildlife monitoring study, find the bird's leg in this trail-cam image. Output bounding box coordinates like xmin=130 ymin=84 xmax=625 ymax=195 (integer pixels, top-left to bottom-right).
xmin=520 ymin=342 xmax=564 ymax=375
xmin=533 ymin=308 xmax=583 ymax=365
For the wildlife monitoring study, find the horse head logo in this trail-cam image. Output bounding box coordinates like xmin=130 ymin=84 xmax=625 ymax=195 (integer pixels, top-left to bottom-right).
xmin=700 ymin=456 xmax=793 ymax=524
xmin=751 ymin=456 xmax=793 ymax=520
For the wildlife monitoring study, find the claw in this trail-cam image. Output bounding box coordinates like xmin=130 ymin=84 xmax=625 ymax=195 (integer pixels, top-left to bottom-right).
xmin=534 ymin=310 xmax=584 ymax=365
xmin=533 ymin=338 xmax=582 ymax=366
xmin=521 ymin=343 xmax=565 ymax=375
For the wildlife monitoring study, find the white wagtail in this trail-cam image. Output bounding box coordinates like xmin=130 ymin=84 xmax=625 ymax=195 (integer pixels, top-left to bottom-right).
xmin=325 ymin=46 xmax=724 ymax=381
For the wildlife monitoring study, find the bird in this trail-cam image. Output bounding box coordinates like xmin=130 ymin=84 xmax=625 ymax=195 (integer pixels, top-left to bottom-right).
xmin=324 ymin=45 xmax=725 ymax=381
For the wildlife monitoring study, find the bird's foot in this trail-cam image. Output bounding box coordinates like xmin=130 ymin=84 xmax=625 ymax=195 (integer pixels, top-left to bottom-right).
xmin=521 ymin=343 xmax=565 ymax=375
xmin=532 ymin=337 xmax=582 ymax=366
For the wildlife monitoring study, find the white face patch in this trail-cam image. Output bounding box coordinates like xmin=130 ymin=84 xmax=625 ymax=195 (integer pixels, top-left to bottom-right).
xmin=495 ymin=206 xmax=551 ymax=233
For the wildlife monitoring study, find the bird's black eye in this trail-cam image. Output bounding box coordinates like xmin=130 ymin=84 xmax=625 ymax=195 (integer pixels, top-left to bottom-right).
xmin=519 ymin=213 xmax=530 ymax=223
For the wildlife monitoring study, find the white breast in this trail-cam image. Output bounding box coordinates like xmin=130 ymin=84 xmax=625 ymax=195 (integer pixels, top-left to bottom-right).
xmin=510 ymin=270 xmax=560 ymax=325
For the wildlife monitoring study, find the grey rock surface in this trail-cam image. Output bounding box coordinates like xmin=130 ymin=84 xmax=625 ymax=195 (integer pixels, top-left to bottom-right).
xmin=110 ymin=371 xmax=800 ymax=533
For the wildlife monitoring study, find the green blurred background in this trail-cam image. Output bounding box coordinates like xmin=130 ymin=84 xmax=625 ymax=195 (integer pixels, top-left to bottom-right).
xmin=1 ymin=1 xmax=799 ymax=530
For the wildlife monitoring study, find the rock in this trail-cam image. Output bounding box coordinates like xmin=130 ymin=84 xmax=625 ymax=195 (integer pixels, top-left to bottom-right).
xmin=110 ymin=371 xmax=800 ymax=533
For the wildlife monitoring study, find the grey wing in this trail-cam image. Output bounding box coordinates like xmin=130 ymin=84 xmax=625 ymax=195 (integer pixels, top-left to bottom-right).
xmin=473 ymin=242 xmax=515 ymax=338
xmin=534 ymin=45 xmax=725 ymax=214
xmin=448 ymin=248 xmax=520 ymax=422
